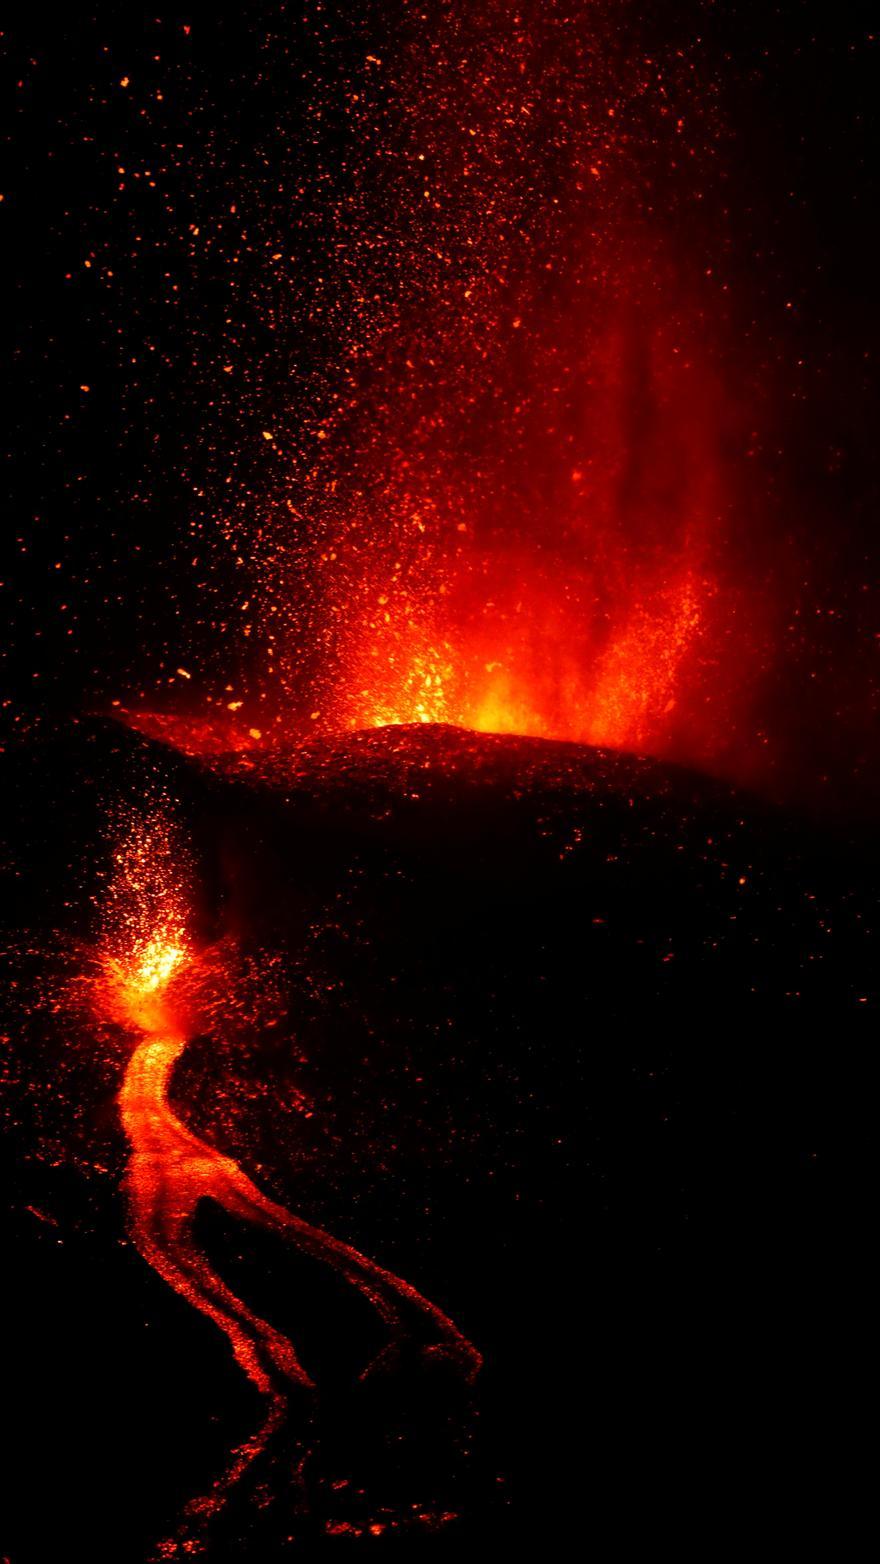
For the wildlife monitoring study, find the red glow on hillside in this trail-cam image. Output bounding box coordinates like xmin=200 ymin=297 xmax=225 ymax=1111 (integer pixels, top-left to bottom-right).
xmin=340 ymin=566 xmax=706 ymax=751
xmin=318 ymin=305 xmax=732 ymax=758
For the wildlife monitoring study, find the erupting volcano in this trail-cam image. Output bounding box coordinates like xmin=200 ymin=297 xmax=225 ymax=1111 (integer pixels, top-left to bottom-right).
xmin=2 ymin=4 xmax=875 ymax=1562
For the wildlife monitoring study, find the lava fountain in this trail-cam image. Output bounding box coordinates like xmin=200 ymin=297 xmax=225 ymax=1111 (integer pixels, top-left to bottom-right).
xmin=97 ymin=807 xmax=481 ymax=1552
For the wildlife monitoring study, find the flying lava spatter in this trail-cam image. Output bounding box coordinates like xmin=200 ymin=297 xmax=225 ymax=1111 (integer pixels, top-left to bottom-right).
xmin=100 ymin=8 xmax=768 ymax=790
xmin=97 ymin=807 xmax=481 ymax=1552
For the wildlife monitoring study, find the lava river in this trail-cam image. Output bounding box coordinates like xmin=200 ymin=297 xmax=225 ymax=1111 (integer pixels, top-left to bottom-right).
xmin=98 ymin=812 xmax=480 ymax=1554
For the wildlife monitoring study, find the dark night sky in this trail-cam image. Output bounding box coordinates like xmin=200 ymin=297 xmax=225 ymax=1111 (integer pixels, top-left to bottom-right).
xmin=3 ymin=2 xmax=877 ymax=811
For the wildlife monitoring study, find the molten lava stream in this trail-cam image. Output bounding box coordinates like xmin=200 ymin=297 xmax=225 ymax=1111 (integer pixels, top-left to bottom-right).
xmin=103 ymin=907 xmax=480 ymax=1552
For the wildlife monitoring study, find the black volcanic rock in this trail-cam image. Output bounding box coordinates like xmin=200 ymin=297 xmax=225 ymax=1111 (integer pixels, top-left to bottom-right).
xmin=1 ymin=716 xmax=871 ymax=1561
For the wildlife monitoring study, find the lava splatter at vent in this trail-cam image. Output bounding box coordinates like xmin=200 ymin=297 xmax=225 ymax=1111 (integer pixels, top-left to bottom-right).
xmin=98 ymin=7 xmax=768 ymax=787
xmin=300 ymin=298 xmax=735 ymax=761
xmin=97 ymin=808 xmax=480 ymax=1555
xmin=207 ymin=11 xmax=762 ymax=778
xmin=5 ymin=5 xmax=878 ymax=816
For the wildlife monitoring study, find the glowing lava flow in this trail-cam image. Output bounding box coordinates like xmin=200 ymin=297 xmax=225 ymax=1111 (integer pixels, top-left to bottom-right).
xmin=99 ymin=816 xmax=480 ymax=1550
